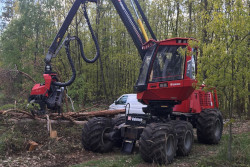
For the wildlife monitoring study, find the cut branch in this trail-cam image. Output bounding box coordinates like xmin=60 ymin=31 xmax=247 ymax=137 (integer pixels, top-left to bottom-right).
xmin=2 ymin=109 xmax=35 ymax=119
xmin=14 ymin=70 xmax=37 ymax=83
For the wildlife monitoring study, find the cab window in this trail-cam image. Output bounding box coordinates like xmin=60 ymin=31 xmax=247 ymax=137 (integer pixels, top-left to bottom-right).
xmin=186 ymin=48 xmax=197 ymax=79
xmin=149 ymin=45 xmax=185 ymax=82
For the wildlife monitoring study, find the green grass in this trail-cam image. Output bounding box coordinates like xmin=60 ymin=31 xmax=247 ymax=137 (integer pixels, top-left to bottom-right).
xmin=197 ymin=132 xmax=250 ymax=167
xmin=71 ymin=154 xmax=143 ymax=167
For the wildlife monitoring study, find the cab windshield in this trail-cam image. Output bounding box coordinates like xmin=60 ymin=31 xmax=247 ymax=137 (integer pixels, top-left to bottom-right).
xmin=149 ymin=45 xmax=185 ymax=82
xmin=136 ymin=44 xmax=156 ymax=86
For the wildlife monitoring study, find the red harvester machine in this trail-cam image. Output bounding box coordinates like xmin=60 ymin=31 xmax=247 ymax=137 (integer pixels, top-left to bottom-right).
xmin=29 ymin=0 xmax=223 ymax=164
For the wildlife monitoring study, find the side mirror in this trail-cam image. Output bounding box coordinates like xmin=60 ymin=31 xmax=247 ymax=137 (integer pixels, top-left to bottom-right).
xmin=115 ymin=100 xmax=118 ymax=105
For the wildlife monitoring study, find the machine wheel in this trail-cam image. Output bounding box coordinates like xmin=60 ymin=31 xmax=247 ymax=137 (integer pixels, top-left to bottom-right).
xmin=112 ymin=116 xmax=125 ymax=147
xmin=139 ymin=123 xmax=177 ymax=164
xmin=197 ymin=109 xmax=223 ymax=144
xmin=82 ymin=117 xmax=113 ymax=153
xmin=112 ymin=115 xmax=125 ymax=127
xmin=172 ymin=120 xmax=194 ymax=156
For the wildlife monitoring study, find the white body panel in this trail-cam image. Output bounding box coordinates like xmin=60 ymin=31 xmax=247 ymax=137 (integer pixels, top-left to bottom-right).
xmin=109 ymin=94 xmax=146 ymax=114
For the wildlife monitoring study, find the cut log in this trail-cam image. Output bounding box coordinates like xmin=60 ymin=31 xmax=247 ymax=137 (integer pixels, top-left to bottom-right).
xmin=64 ymin=109 xmax=125 ymax=117
xmin=0 ymin=108 xmax=125 ymax=124
xmin=46 ymin=115 xmax=58 ymax=139
xmin=50 ymin=130 xmax=58 ymax=139
xmin=7 ymin=118 xmax=87 ymax=125
xmin=46 ymin=109 xmax=125 ymax=120
xmin=28 ymin=140 xmax=38 ymax=151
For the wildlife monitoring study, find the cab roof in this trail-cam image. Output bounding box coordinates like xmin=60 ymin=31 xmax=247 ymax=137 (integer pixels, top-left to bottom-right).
xmin=142 ymin=37 xmax=197 ymax=50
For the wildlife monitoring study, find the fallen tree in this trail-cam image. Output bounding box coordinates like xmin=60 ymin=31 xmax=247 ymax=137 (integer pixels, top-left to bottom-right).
xmin=0 ymin=108 xmax=125 ymax=125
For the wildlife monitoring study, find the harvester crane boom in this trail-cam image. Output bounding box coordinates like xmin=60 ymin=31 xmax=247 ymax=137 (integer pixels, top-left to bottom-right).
xmin=130 ymin=0 xmax=149 ymax=42
xmin=45 ymin=0 xmax=155 ymax=64
xmin=45 ymin=0 xmax=99 ymax=66
xmin=29 ymin=0 xmax=156 ymax=114
xmin=133 ymin=0 xmax=157 ymax=41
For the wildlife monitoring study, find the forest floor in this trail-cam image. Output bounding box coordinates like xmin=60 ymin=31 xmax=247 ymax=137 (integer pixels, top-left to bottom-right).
xmin=0 ymin=115 xmax=249 ymax=167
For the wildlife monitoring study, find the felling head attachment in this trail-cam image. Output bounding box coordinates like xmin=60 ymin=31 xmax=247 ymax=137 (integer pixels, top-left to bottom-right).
xmin=29 ymin=73 xmax=64 ymax=115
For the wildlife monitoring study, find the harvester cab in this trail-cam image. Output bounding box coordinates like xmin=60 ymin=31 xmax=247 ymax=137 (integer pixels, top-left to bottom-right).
xmin=135 ymin=38 xmax=198 ymax=116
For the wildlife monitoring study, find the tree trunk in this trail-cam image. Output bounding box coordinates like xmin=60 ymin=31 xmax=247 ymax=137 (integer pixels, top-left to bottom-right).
xmin=188 ymin=0 xmax=192 ymax=35
xmin=175 ymin=0 xmax=180 ymax=36
xmin=248 ymin=83 xmax=250 ymax=119
xmin=202 ymin=0 xmax=208 ymax=44
xmin=228 ymin=46 xmax=235 ymax=162
xmin=96 ymin=0 xmax=108 ymax=102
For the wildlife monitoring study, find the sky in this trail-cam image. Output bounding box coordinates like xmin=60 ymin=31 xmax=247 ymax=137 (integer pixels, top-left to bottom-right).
xmin=0 ymin=2 xmax=3 ymax=20
xmin=0 ymin=2 xmax=3 ymax=11
xmin=0 ymin=2 xmax=3 ymax=31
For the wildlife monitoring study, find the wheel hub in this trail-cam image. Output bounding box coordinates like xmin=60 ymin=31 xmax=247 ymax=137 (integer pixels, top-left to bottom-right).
xmin=184 ymin=130 xmax=192 ymax=150
xmin=214 ymin=119 xmax=221 ymax=139
xmin=102 ymin=127 xmax=112 ymax=145
xmin=165 ymin=134 xmax=175 ymax=157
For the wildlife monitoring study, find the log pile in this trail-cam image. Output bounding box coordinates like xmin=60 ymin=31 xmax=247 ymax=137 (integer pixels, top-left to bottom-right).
xmin=0 ymin=108 xmax=125 ymax=124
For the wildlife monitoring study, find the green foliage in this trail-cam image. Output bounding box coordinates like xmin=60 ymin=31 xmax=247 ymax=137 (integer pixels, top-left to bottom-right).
xmin=198 ymin=0 xmax=249 ymax=118
xmin=218 ymin=133 xmax=250 ymax=165
xmin=0 ymin=100 xmax=32 ymax=111
xmin=0 ymin=126 xmax=25 ymax=155
xmin=26 ymin=101 xmax=40 ymax=111
xmin=67 ymin=74 xmax=88 ymax=103
xmin=198 ymin=132 xmax=250 ymax=167
xmin=0 ymin=103 xmax=15 ymax=110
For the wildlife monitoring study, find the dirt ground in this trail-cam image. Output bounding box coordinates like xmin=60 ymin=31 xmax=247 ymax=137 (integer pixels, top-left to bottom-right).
xmin=0 ymin=118 xmax=249 ymax=167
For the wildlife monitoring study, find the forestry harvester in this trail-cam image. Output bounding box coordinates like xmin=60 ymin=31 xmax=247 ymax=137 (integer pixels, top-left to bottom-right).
xmin=28 ymin=0 xmax=223 ymax=164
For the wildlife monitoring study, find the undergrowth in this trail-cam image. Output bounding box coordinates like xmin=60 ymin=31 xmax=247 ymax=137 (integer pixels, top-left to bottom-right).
xmin=198 ymin=132 xmax=250 ymax=167
xmin=0 ymin=125 xmax=25 ymax=156
xmin=0 ymin=104 xmax=15 ymax=110
xmin=0 ymin=118 xmax=83 ymax=157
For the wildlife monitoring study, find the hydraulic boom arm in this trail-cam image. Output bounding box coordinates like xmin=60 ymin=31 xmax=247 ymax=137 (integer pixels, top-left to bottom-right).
xmin=29 ymin=0 xmax=156 ymax=115
xmin=45 ymin=0 xmax=155 ymax=65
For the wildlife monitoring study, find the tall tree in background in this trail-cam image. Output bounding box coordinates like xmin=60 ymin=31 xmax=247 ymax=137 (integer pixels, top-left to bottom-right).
xmin=0 ymin=0 xmax=15 ymax=30
xmin=0 ymin=0 xmax=62 ymax=102
xmin=199 ymin=0 xmax=249 ymax=160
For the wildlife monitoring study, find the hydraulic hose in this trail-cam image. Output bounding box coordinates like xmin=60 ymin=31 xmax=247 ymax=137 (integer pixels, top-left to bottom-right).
xmin=52 ymin=39 xmax=76 ymax=87
xmin=81 ymin=3 xmax=100 ymax=63
xmin=52 ymin=2 xmax=100 ymax=87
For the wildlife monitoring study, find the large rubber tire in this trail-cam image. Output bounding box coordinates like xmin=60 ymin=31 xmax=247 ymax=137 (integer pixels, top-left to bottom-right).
xmin=197 ymin=109 xmax=223 ymax=144
xmin=112 ymin=116 xmax=125 ymax=147
xmin=139 ymin=123 xmax=177 ymax=165
xmin=172 ymin=120 xmax=194 ymax=156
xmin=82 ymin=117 xmax=113 ymax=153
xmin=112 ymin=116 xmax=125 ymax=127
